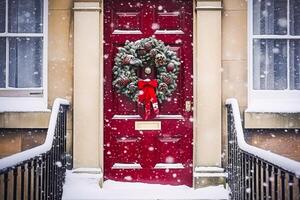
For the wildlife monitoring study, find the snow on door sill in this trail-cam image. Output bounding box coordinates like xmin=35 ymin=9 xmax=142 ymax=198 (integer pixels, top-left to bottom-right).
xmin=62 ymin=170 xmax=229 ymax=200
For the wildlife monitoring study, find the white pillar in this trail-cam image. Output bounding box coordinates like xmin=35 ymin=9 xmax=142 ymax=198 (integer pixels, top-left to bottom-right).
xmin=73 ymin=1 xmax=102 ymax=168
xmin=195 ymin=0 xmax=222 ymax=167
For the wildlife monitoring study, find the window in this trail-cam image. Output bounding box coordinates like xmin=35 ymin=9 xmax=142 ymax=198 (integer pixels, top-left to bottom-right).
xmin=0 ymin=0 xmax=47 ymax=111
xmin=248 ymin=0 xmax=300 ymax=112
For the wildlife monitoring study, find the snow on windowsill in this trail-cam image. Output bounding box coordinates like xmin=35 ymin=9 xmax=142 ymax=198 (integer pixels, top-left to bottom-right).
xmin=0 ymin=97 xmax=50 ymax=113
xmin=0 ymin=98 xmax=69 ymax=170
xmin=246 ymin=105 xmax=300 ymax=113
xmin=0 ymin=108 xmax=51 ymax=113
xmin=226 ymin=98 xmax=300 ymax=177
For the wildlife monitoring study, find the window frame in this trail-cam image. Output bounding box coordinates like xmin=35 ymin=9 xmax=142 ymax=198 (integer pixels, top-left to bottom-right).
xmin=0 ymin=0 xmax=48 ymax=112
xmin=247 ymin=0 xmax=300 ymax=112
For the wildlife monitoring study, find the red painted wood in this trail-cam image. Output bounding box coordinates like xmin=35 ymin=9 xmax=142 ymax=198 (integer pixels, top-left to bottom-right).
xmin=104 ymin=0 xmax=193 ymax=186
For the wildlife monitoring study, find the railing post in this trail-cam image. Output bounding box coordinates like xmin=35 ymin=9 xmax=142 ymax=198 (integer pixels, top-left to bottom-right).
xmin=257 ymin=160 xmax=262 ymax=199
xmin=27 ymin=161 xmax=32 ymax=200
xmin=281 ymin=171 xmax=286 ymax=200
xmin=262 ymin=162 xmax=267 ymax=200
xmin=4 ymin=172 xmax=8 ymax=200
xmin=20 ymin=165 xmax=25 ymax=200
xmin=13 ymin=167 xmax=18 ymax=200
xmin=274 ymin=168 xmax=278 ymax=199
xmin=253 ymin=157 xmax=257 ymax=199
xmin=237 ymin=148 xmax=242 ymax=200
xmin=267 ymin=164 xmax=273 ymax=199
xmin=241 ymin=153 xmax=245 ymax=200
xmin=288 ymin=174 xmax=294 ymax=200
xmin=38 ymin=157 xmax=42 ymax=200
xmin=297 ymin=177 xmax=300 ymax=199
xmin=33 ymin=159 xmax=37 ymax=200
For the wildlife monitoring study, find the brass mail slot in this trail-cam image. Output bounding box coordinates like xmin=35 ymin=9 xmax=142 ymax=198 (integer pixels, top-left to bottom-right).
xmin=135 ymin=121 xmax=161 ymax=130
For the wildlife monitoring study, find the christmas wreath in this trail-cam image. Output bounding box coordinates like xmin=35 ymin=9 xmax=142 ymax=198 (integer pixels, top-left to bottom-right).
xmin=112 ymin=37 xmax=181 ymax=119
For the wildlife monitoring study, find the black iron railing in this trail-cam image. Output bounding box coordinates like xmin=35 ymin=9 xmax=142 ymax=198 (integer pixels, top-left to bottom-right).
xmin=226 ymin=99 xmax=300 ymax=200
xmin=0 ymin=99 xmax=69 ymax=200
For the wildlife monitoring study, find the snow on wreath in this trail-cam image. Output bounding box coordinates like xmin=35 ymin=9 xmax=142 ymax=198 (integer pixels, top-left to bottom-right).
xmin=112 ymin=37 xmax=181 ymax=103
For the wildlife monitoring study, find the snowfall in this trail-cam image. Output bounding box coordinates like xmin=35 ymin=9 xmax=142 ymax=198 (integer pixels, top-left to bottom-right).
xmin=62 ymin=170 xmax=229 ymax=200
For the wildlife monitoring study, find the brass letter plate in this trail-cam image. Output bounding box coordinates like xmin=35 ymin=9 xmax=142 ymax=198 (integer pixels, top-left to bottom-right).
xmin=135 ymin=121 xmax=161 ymax=130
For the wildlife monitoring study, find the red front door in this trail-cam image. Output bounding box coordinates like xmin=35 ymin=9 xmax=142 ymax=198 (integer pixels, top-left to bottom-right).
xmin=104 ymin=0 xmax=193 ymax=186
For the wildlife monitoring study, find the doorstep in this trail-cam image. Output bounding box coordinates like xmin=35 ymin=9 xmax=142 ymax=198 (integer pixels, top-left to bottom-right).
xmin=62 ymin=169 xmax=229 ymax=200
xmin=193 ymin=166 xmax=227 ymax=188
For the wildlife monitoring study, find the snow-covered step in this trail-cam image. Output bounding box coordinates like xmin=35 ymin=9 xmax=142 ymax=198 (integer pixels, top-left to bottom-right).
xmin=72 ymin=168 xmax=103 ymax=174
xmin=195 ymin=166 xmax=224 ymax=173
xmin=62 ymin=170 xmax=229 ymax=200
xmin=194 ymin=167 xmax=227 ymax=189
xmin=194 ymin=172 xmax=227 ymax=178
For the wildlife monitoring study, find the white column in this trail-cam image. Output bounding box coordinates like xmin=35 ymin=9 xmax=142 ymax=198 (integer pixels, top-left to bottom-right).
xmin=195 ymin=0 xmax=222 ymax=166
xmin=73 ymin=1 xmax=101 ymax=168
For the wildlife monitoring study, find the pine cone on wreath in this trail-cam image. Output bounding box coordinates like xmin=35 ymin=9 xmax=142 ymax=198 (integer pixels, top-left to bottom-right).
xmin=122 ymin=55 xmax=132 ymax=65
xmin=161 ymin=74 xmax=172 ymax=85
xmin=118 ymin=77 xmax=130 ymax=87
xmin=137 ymin=48 xmax=146 ymax=56
xmin=155 ymin=54 xmax=166 ymax=66
xmin=158 ymin=83 xmax=168 ymax=92
xmin=149 ymin=49 xmax=158 ymax=58
xmin=144 ymin=42 xmax=152 ymax=51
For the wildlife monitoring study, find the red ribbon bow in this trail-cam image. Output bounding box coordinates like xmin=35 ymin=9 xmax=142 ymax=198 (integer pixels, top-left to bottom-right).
xmin=138 ymin=79 xmax=159 ymax=120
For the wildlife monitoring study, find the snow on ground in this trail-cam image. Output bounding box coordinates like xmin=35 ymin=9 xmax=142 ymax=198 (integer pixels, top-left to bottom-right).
xmin=62 ymin=170 xmax=229 ymax=200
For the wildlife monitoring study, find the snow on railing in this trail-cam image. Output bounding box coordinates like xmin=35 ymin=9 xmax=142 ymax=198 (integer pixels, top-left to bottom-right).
xmin=225 ymin=98 xmax=300 ymax=176
xmin=0 ymin=98 xmax=69 ymax=170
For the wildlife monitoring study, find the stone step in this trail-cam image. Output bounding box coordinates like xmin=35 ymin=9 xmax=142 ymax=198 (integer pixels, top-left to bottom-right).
xmin=194 ymin=167 xmax=227 ymax=189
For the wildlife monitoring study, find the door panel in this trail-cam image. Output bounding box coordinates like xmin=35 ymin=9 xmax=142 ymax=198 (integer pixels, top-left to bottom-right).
xmin=104 ymin=0 xmax=193 ymax=186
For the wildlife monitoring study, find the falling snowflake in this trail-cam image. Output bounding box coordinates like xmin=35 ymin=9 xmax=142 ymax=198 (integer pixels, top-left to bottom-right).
xmin=151 ymin=23 xmax=160 ymax=30
xmin=166 ymin=156 xmax=174 ymax=163
xmin=175 ymin=39 xmax=182 ymax=44
xmin=262 ymin=10 xmax=268 ymax=17
xmin=55 ymin=161 xmax=62 ymax=167
xmin=272 ymin=48 xmax=280 ymax=54
xmin=124 ymin=176 xmax=132 ymax=181
xmin=148 ymin=146 xmax=154 ymax=151
xmin=277 ymin=18 xmax=287 ymax=28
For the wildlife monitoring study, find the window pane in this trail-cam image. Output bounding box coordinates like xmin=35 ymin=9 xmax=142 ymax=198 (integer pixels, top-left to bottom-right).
xmin=290 ymin=40 xmax=300 ymax=90
xmin=0 ymin=0 xmax=5 ymax=33
xmin=9 ymin=37 xmax=43 ymax=88
xmin=253 ymin=0 xmax=287 ymax=35
xmin=290 ymin=0 xmax=300 ymax=35
xmin=8 ymin=0 xmax=43 ymax=33
xmin=253 ymin=39 xmax=287 ymax=90
xmin=0 ymin=38 xmax=5 ymax=88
